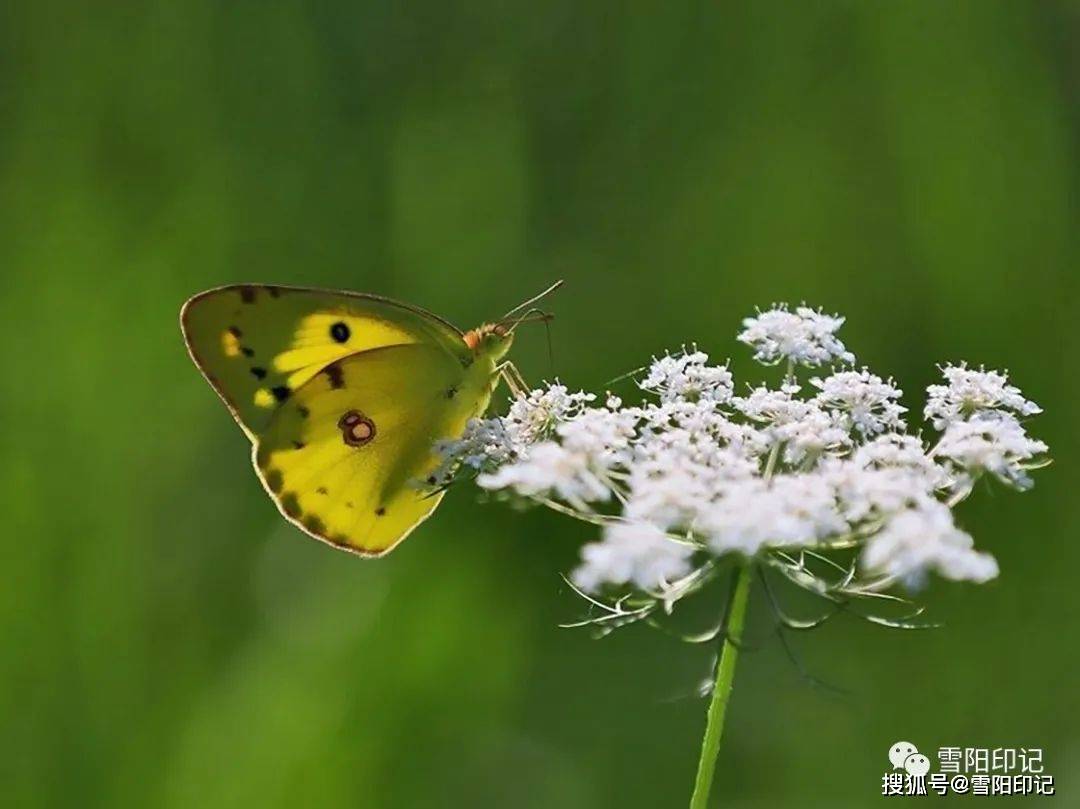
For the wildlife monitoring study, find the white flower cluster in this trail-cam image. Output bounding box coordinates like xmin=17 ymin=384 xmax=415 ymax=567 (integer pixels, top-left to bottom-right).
xmin=924 ymin=363 xmax=1048 ymax=492
xmin=737 ymin=304 xmax=854 ymax=367
xmin=924 ymin=363 xmax=1041 ymax=429
xmin=429 ymin=383 xmax=594 ymax=487
xmin=640 ymin=350 xmax=735 ymax=403
xmin=433 ymin=305 xmax=1047 ymax=606
xmin=811 ymin=369 xmax=906 ymax=437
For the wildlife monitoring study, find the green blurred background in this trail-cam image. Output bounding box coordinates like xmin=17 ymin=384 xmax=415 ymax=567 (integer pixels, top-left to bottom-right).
xmin=2 ymin=1 xmax=1077 ymax=806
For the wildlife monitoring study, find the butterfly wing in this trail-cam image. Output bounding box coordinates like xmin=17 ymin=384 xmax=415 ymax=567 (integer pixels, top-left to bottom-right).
xmin=253 ymin=343 xmax=491 ymax=555
xmin=181 ymin=284 xmax=469 ymax=439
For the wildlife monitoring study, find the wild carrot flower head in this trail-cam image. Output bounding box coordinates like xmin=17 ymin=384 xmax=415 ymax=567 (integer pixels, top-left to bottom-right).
xmin=431 ymin=304 xmax=1049 ymax=627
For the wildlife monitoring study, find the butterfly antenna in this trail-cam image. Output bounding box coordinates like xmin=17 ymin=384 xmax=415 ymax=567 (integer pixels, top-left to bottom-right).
xmin=543 ymin=314 xmax=555 ymax=376
xmin=500 ymin=307 xmax=554 ymax=334
xmin=502 ymin=280 xmax=564 ymax=319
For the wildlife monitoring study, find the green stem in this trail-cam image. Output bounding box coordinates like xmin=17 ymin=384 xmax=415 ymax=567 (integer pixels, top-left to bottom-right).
xmin=688 ymin=365 xmax=781 ymax=807
xmin=688 ymin=563 xmax=753 ymax=809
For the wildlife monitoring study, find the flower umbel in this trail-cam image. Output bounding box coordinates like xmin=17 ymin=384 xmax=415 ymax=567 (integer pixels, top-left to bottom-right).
xmin=432 ymin=309 xmax=1048 ymax=605
xmin=811 ymin=368 xmax=907 ymax=437
xmin=924 ymin=363 xmax=1041 ymax=429
xmin=429 ymin=303 xmax=1050 ymax=809
xmin=737 ymin=303 xmax=855 ymax=367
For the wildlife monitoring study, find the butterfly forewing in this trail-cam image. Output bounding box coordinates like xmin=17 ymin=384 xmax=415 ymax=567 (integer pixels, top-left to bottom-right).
xmin=181 ymin=284 xmax=468 ymax=438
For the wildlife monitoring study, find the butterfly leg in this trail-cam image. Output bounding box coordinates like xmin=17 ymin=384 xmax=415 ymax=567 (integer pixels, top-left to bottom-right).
xmin=496 ymin=361 xmax=530 ymax=398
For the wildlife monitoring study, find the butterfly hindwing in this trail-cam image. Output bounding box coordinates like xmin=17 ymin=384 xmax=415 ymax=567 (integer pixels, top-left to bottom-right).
xmin=253 ymin=343 xmax=487 ymax=555
xmin=181 ymin=284 xmax=468 ymax=439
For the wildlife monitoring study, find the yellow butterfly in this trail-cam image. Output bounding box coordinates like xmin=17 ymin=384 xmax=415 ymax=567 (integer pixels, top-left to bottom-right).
xmin=181 ymin=283 xmax=558 ymax=556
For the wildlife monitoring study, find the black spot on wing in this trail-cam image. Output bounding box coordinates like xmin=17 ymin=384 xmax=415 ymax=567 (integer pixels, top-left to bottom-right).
xmin=266 ymin=286 xmax=282 ymax=298
xmin=271 ymin=385 xmax=290 ymax=402
xmin=324 ymin=362 xmax=344 ymax=390
xmin=229 ymin=326 xmax=243 ymax=338
xmin=375 ymin=507 xmax=386 ymax=517
xmin=298 ymin=405 xmax=310 ymax=419
xmin=316 ymin=487 xmax=328 ymax=495
xmin=303 ymin=515 xmax=326 ymax=535
xmin=241 ymin=346 xmax=255 ymax=358
xmin=239 ymin=286 xmax=257 ymax=304
xmin=251 ymin=367 xmax=267 ymax=379
xmin=330 ymin=321 xmax=350 ymax=343
xmin=292 ymin=440 xmax=305 ymax=450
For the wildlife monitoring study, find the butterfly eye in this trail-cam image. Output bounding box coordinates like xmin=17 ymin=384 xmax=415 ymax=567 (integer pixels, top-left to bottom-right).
xmin=330 ymin=322 xmax=351 ymax=343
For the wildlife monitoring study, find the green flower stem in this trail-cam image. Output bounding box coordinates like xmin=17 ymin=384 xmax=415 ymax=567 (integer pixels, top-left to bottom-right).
xmin=688 ymin=562 xmax=753 ymax=809
xmin=689 ymin=427 xmax=776 ymax=807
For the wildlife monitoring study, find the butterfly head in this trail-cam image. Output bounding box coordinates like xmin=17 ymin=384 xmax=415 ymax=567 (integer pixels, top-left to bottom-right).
xmin=464 ymin=281 xmax=563 ymax=362
xmin=463 ymin=322 xmax=514 ymax=361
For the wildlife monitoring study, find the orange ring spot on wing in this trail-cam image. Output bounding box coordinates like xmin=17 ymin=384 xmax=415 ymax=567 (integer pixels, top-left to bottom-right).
xmin=338 ymin=410 xmax=376 ymax=447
